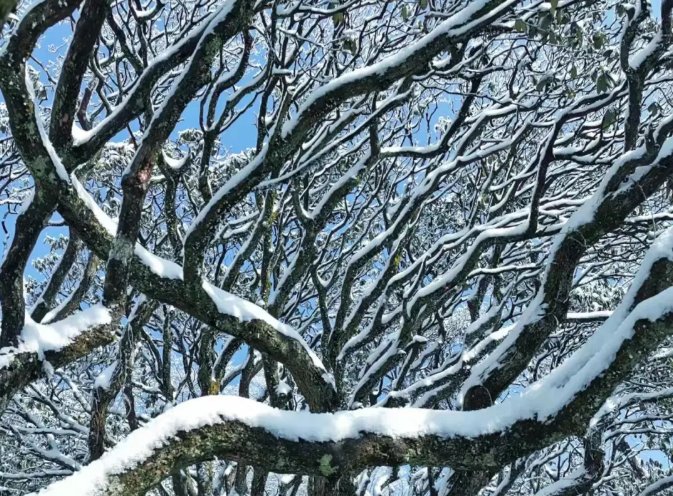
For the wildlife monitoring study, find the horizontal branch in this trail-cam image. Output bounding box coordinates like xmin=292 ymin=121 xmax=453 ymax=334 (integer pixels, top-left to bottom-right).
xmin=37 ymin=226 xmax=673 ymax=495
xmin=0 ymin=305 xmax=114 ymax=411
xmin=639 ymin=474 xmax=673 ymax=496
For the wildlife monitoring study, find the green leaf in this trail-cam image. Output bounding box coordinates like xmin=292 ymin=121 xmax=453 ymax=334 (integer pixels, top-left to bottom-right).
xmin=570 ymin=65 xmax=578 ymax=78
xmin=514 ymin=18 xmax=526 ymax=33
xmin=401 ymin=4 xmax=410 ymax=21
xmin=419 ymin=0 xmax=428 ymax=8
xmin=319 ymin=455 xmax=339 ymax=477
xmin=592 ymin=33 xmax=605 ymax=50
xmin=602 ymin=108 xmax=617 ymax=129
xmin=573 ymin=29 xmax=583 ymax=48
xmin=332 ymin=11 xmax=344 ymax=25
xmin=596 ymin=73 xmax=608 ymax=93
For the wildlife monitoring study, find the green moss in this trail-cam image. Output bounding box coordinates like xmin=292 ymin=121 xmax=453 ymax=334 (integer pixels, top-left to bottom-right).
xmin=319 ymin=454 xmax=338 ymax=477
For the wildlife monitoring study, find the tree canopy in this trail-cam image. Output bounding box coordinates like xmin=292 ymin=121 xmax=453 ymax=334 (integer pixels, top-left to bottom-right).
xmin=2 ymin=0 xmax=673 ymax=494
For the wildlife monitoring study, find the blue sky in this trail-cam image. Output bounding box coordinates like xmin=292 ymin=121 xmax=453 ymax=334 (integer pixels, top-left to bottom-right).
xmin=0 ymin=13 xmax=260 ymax=287
xmin=0 ymin=0 xmax=671 ymax=478
xmin=0 ymin=0 xmax=667 ymax=277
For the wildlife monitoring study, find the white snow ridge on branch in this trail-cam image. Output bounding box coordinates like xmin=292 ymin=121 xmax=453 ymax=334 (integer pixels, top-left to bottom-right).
xmin=3 ymin=0 xmax=673 ymax=494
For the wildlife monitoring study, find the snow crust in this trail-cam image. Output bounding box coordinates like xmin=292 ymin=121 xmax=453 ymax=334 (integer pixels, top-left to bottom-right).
xmin=281 ymin=0 xmax=514 ymax=138
xmin=34 ymin=224 xmax=673 ymax=495
xmin=0 ymin=304 xmax=112 ymax=369
xmin=38 ymin=394 xmax=532 ymax=496
xmin=70 ymin=176 xmax=330 ymax=375
xmin=202 ymin=281 xmax=331 ymax=377
xmin=35 ymin=275 xmax=673 ymax=496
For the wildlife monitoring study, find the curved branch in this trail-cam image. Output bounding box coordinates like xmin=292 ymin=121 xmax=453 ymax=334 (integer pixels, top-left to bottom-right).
xmin=462 ymin=137 xmax=673 ymax=409
xmin=36 ymin=227 xmax=673 ymax=495
xmin=56 ymin=179 xmax=337 ymax=411
xmin=181 ymin=0 xmax=518 ymax=282
xmin=0 ymin=305 xmax=114 ymax=412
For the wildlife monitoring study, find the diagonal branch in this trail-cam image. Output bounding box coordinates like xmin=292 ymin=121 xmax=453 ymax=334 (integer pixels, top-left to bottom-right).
xmin=181 ymin=0 xmax=519 ymax=283
xmin=35 ymin=226 xmax=673 ymax=496
xmin=462 ymin=135 xmax=673 ymax=410
xmin=56 ymin=179 xmax=338 ymax=411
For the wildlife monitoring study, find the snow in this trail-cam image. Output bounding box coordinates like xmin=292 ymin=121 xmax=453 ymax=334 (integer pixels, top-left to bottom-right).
xmin=48 ymin=180 xmax=673 ymax=489
xmin=656 ymin=135 xmax=673 ymax=163
xmin=184 ymin=147 xmax=266 ymax=240
xmin=40 ymin=288 xmax=77 ymax=324
xmin=26 ymin=67 xmax=69 ymax=182
xmin=344 ymin=123 xmax=531 ymax=306
xmin=459 ymin=142 xmax=662 ymax=398
xmin=69 ymin=176 xmax=327 ymax=375
xmin=94 ymin=362 xmax=118 ymax=390
xmin=533 ymin=469 xmax=586 ymax=496
xmin=275 ymin=381 xmax=292 ymax=396
xmin=305 ymin=155 xmax=368 ymax=220
xmin=413 ymin=222 xmax=528 ymax=304
xmin=34 ymin=394 xmax=538 ymax=496
xmin=462 ymin=326 xmax=512 ymax=363
xmin=202 ymin=281 xmax=332 ymax=381
xmin=72 ymin=124 xmax=92 ymax=146
xmin=629 ymin=31 xmax=662 ymax=70
xmin=203 ymin=280 xmax=283 ymax=325
xmin=18 ymin=188 xmax=34 ymax=215
xmin=71 ymin=175 xmax=183 ymax=280
xmin=566 ymin=311 xmax=612 ymax=321
xmin=280 ymin=0 xmax=516 ymax=138
xmin=387 ymin=358 xmax=463 ymax=407
xmin=464 ymin=223 xmax=673 ymax=401
xmin=563 ymin=145 xmax=647 ymax=230
xmin=350 ymin=335 xmax=400 ymax=405
xmin=134 ymin=245 xmax=183 ymax=279
xmin=32 ymin=236 xmax=673 ymax=496
xmin=0 ymin=304 xmax=112 ymax=369
xmin=161 ymin=150 xmax=188 ymax=171
xmin=71 ymin=176 xmax=117 ymax=235
xmin=464 ymin=305 xmax=502 ymax=337
xmin=132 ymin=7 xmax=154 ymax=18
xmin=593 ymin=387 xmax=673 ymax=426
xmin=75 ymin=8 xmax=223 ymax=149
xmin=33 ymin=298 xmax=671 ymax=496
xmin=638 ymin=475 xmax=673 ymax=496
